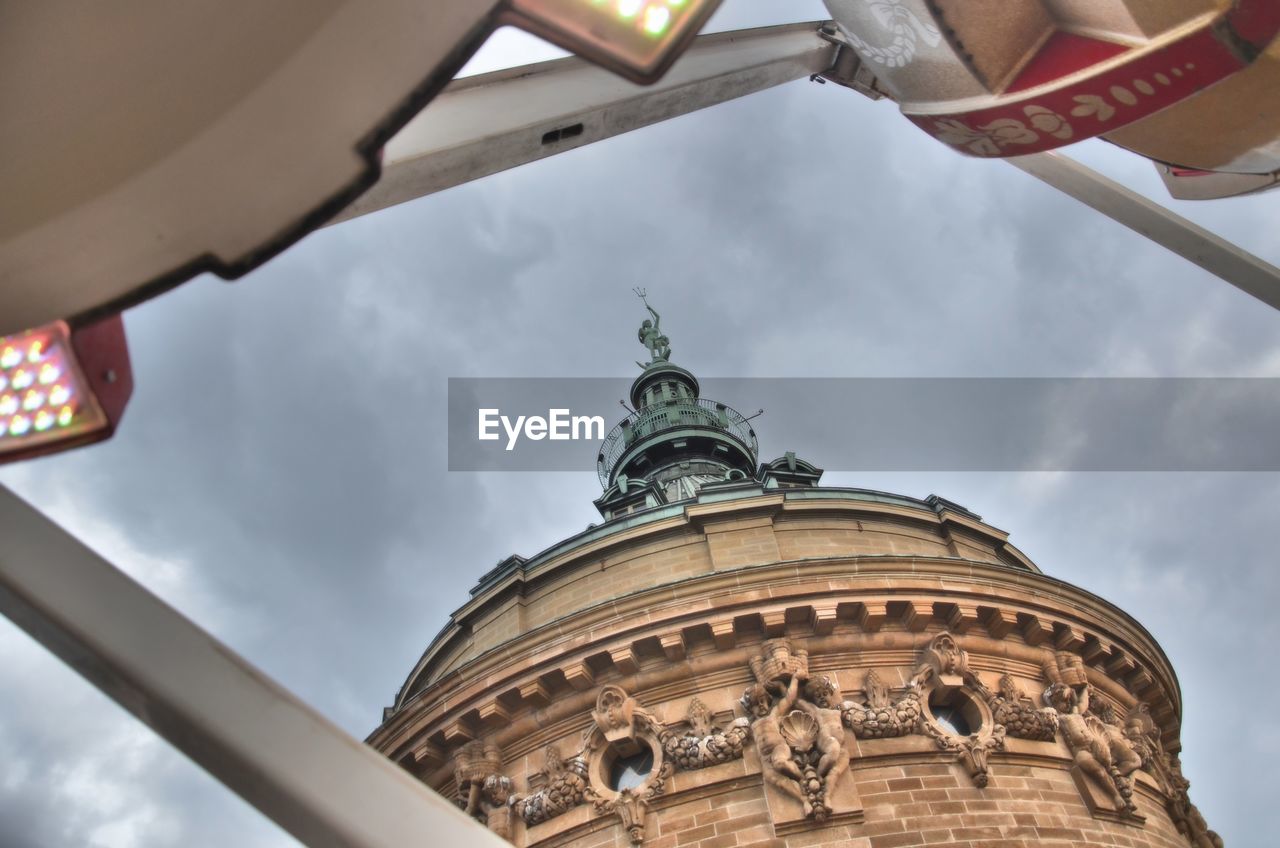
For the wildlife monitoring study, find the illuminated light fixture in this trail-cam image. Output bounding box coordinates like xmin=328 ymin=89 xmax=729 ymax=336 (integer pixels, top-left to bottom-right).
xmin=22 ymin=390 xmax=46 ymax=412
xmin=0 ymin=315 xmax=133 ymax=465
xmin=501 ymin=0 xmax=724 ymax=84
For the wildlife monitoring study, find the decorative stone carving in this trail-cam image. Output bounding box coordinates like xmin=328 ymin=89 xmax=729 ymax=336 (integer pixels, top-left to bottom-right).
xmin=592 ymin=790 xmax=650 ymax=845
xmin=742 ymin=640 xmax=853 ymax=823
xmin=1121 ymin=702 xmax=1182 ymax=796
xmin=593 ymin=685 xmax=658 ymax=745
xmin=914 ymin=631 xmax=969 ymax=689
xmin=751 ymin=638 xmax=809 ymax=685
xmin=479 ymin=775 xmax=515 ymax=839
xmin=793 ymin=677 xmax=852 ymax=819
xmin=513 ymin=744 xmax=589 ymax=826
xmin=454 ymin=740 xmax=513 ymax=838
xmin=921 ymin=713 xmax=1006 ymax=788
xmin=1122 ymin=703 xmax=1160 ymax=764
xmin=456 ymin=740 xmax=503 ymax=813
xmin=981 ymin=673 xmax=1059 ymax=742
xmin=909 ymin=633 xmax=1008 ymax=786
xmin=1167 ymin=756 xmax=1223 ymax=848
xmin=1047 ymin=683 xmax=1142 ymax=818
xmin=838 ymin=670 xmax=924 ymax=739
xmin=779 ymin=708 xmax=835 ymax=820
xmin=659 ymin=697 xmax=750 ymax=771
xmin=581 ymin=686 xmax=671 ymax=844
xmin=743 ymin=673 xmax=811 ymax=813
xmin=1046 ymin=650 xmax=1090 ymax=688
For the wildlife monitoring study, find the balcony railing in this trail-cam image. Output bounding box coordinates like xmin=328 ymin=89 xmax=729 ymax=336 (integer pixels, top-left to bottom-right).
xmin=597 ymin=397 xmax=757 ymax=486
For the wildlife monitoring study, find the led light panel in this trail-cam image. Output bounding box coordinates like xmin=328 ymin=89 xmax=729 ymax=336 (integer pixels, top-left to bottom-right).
xmin=504 ymin=0 xmax=723 ymax=84
xmin=0 ymin=316 xmax=132 ymax=464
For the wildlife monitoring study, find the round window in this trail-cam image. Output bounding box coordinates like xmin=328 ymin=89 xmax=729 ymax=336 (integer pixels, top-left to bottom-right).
xmin=931 ymin=703 xmax=972 ymax=736
xmin=608 ymin=742 xmax=654 ymax=791
xmin=928 ymin=690 xmax=983 ymax=738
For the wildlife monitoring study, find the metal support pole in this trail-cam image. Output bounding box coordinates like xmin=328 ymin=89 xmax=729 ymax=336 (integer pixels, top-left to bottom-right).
xmin=1009 ymin=152 xmax=1280 ymax=312
xmin=329 ymin=21 xmax=837 ymax=223
xmin=0 ymin=484 xmax=505 ymax=848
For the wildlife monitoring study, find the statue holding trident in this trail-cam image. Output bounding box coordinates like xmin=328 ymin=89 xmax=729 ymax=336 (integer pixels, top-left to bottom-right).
xmin=634 ymin=288 xmax=671 ymax=367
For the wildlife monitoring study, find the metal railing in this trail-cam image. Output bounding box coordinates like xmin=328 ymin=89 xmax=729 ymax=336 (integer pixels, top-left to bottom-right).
xmin=597 ymin=397 xmax=757 ymax=486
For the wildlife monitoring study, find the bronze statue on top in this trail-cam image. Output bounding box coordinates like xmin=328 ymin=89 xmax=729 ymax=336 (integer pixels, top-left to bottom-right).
xmin=634 ymin=288 xmax=671 ymax=367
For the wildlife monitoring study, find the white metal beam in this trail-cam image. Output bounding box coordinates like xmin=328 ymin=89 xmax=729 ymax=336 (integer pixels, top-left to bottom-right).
xmin=1009 ymin=152 xmax=1280 ymax=312
xmin=329 ymin=21 xmax=837 ymax=224
xmin=0 ymin=484 xmax=505 ymax=848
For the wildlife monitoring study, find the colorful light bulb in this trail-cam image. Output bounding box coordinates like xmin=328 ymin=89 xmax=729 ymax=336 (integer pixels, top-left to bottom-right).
xmin=0 ymin=395 xmax=16 ymax=416
xmin=12 ymin=369 xmax=33 ymax=389
xmin=0 ymin=347 xmax=19 ymax=369
xmin=38 ymin=363 xmax=60 ymax=384
xmin=33 ymin=410 xmax=54 ymax=432
xmin=57 ymin=406 xmax=74 ymax=427
xmin=49 ymin=385 xmax=71 ymax=406
xmin=617 ymin=0 xmax=643 ymax=18
xmin=22 ymin=390 xmax=45 ymax=412
xmin=9 ymin=415 xmax=31 ymax=436
xmin=643 ymin=5 xmax=671 ymax=34
xmin=27 ymin=341 xmax=44 ymax=363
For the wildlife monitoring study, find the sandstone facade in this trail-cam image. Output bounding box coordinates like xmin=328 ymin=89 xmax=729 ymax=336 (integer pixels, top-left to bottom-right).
xmin=367 ymin=487 xmax=1219 ymax=847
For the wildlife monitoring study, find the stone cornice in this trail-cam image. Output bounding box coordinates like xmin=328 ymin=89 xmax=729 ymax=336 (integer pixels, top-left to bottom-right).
xmin=371 ymin=555 xmax=1182 ymax=769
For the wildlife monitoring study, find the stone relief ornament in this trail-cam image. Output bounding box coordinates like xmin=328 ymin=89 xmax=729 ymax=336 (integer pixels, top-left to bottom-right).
xmin=751 ymin=637 xmax=810 ymax=684
xmin=582 ymin=686 xmax=671 ymax=844
xmin=1042 ymin=651 xmax=1148 ymax=818
xmin=744 ymin=673 xmax=811 ymax=814
xmin=593 ymin=685 xmax=660 ymax=745
xmin=920 ymin=713 xmax=1006 ymax=788
xmin=837 ymin=669 xmax=923 ymax=739
xmin=591 ymin=790 xmax=650 ymax=846
xmin=659 ymin=697 xmax=750 ymax=772
xmin=1121 ymin=702 xmax=1179 ymax=793
xmin=1037 ymin=648 xmax=1224 ymax=829
xmin=1045 ymin=650 xmax=1090 ymax=688
xmin=914 ymin=631 xmax=969 ymax=687
xmin=778 ymin=709 xmax=835 ymax=821
xmin=910 ymin=632 xmax=1008 ymax=787
xmin=1167 ymin=756 xmax=1224 ymax=848
xmin=455 ymin=739 xmax=502 ymax=814
xmin=980 ymin=673 xmax=1059 ymax=742
xmin=479 ymin=775 xmax=515 ymax=839
xmin=513 ymin=744 xmax=589 ymax=827
xmin=742 ymin=640 xmax=851 ymax=822
xmin=1047 ymin=683 xmax=1142 ymax=818
xmin=454 ymin=740 xmax=514 ymax=838
xmin=793 ymin=677 xmax=852 ymax=818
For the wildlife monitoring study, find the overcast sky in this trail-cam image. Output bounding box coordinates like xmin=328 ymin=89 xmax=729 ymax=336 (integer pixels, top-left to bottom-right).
xmin=3 ymin=2 xmax=1279 ymax=846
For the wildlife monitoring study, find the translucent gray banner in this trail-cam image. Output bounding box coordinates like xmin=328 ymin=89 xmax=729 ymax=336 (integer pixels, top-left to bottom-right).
xmin=447 ymin=377 xmax=1280 ymax=472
